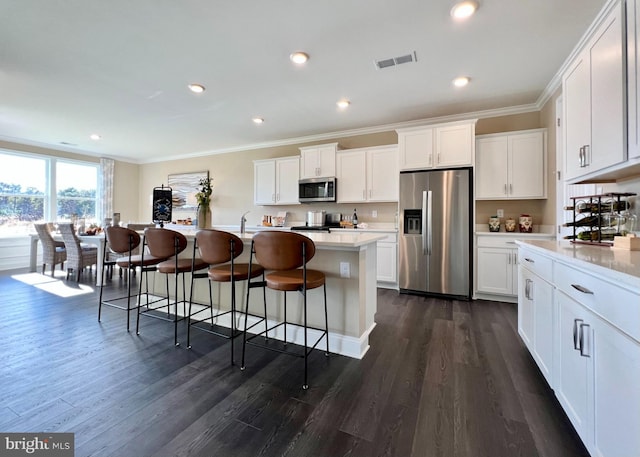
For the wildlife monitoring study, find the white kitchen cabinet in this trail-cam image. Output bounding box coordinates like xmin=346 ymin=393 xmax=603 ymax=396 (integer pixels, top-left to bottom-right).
xmin=563 ymin=1 xmax=625 ymax=181
xmin=627 ymin=0 xmax=640 ymax=160
xmin=518 ymin=247 xmax=554 ymax=385
xmin=376 ymin=232 xmax=397 ymax=286
xmin=336 ymin=145 xmax=398 ymax=203
xmin=253 ymin=156 xmax=300 ymax=205
xmin=299 ymin=143 xmax=338 ymax=178
xmin=477 ymin=246 xmax=517 ymax=296
xmin=397 ymin=120 xmax=476 ymax=171
xmin=476 ymin=129 xmax=546 ymax=200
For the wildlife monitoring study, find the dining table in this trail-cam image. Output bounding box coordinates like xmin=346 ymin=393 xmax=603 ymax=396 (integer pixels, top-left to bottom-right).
xmin=29 ymin=232 xmax=106 ymax=286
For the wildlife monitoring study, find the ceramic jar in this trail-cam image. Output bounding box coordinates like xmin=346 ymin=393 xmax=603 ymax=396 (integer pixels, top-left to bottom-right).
xmin=488 ymin=216 xmax=500 ymax=232
xmin=505 ymin=218 xmax=516 ymax=232
xmin=519 ymin=214 xmax=533 ymax=233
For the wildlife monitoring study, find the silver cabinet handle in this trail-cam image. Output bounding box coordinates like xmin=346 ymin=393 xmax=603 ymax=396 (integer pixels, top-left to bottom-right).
xmin=525 ymin=279 xmax=533 ymax=300
xmin=579 ymin=323 xmax=590 ymax=357
xmin=571 ymin=284 xmax=594 ymax=295
xmin=583 ymin=145 xmax=590 ymax=167
xmin=579 ymin=146 xmax=584 ymax=167
xmin=525 ymin=257 xmax=534 ymax=263
xmin=510 ymin=183 xmax=513 ymax=194
xmin=504 ymin=184 xmax=508 ymax=195
xmin=573 ymin=318 xmax=584 ymax=350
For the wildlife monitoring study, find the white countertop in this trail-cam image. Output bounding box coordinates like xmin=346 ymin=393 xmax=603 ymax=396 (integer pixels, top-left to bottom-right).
xmin=517 ymin=239 xmax=640 ymax=289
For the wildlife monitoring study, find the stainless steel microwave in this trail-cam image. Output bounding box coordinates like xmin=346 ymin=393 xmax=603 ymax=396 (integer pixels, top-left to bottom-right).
xmin=298 ymin=177 xmax=337 ymax=203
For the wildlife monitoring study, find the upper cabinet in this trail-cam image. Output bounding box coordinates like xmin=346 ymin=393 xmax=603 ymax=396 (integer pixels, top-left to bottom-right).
xmin=299 ymin=143 xmax=338 ymax=179
xmin=476 ymin=129 xmax=547 ymax=200
xmin=253 ymin=156 xmax=300 ymax=205
xmin=628 ymin=0 xmax=640 ymax=161
xmin=397 ymin=120 xmax=477 ymax=171
xmin=563 ymin=1 xmax=626 ymax=181
xmin=336 ymin=145 xmax=399 ymax=203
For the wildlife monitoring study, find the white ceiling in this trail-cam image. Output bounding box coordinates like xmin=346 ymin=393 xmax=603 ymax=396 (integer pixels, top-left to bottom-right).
xmin=0 ymin=0 xmax=607 ymax=163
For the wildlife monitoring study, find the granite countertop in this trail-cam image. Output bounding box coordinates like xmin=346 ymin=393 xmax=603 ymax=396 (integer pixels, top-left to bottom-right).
xmin=517 ymin=239 xmax=640 ymax=290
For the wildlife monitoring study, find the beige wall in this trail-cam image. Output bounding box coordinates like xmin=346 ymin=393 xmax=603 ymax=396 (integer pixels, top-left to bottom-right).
xmin=136 ymin=132 xmax=399 ymax=227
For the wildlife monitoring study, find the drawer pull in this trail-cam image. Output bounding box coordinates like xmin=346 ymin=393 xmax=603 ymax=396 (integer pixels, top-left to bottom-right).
xmin=573 ymin=318 xmax=583 ymax=350
xmin=524 ymin=257 xmax=534 ymax=263
xmin=571 ymin=284 xmax=594 ymax=295
xmin=579 ymin=323 xmax=590 ymax=358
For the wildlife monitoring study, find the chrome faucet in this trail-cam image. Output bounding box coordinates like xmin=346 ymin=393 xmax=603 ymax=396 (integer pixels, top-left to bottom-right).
xmin=240 ymin=211 xmax=250 ymax=234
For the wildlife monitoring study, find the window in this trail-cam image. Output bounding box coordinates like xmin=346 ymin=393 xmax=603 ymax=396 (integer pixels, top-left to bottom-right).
xmin=0 ymin=151 xmax=100 ymax=236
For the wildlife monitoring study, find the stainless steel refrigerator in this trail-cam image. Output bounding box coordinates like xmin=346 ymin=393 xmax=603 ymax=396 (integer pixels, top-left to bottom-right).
xmin=399 ymin=168 xmax=472 ymax=299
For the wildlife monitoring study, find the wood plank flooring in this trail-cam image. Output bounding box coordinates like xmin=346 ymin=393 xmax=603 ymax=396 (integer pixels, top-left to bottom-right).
xmin=0 ymin=269 xmax=590 ymax=457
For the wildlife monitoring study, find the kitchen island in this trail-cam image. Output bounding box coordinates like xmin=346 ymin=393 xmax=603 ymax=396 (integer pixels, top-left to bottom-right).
xmin=153 ymin=228 xmax=387 ymax=359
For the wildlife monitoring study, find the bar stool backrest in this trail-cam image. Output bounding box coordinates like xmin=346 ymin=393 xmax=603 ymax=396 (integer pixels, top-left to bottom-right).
xmin=144 ymin=228 xmax=187 ymax=258
xmin=252 ymin=231 xmax=315 ymax=271
xmin=105 ymin=226 xmax=141 ymax=254
xmin=195 ymin=229 xmax=243 ymax=265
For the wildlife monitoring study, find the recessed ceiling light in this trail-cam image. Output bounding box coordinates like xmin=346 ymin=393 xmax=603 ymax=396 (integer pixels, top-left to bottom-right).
xmin=188 ymin=83 xmax=205 ymax=93
xmin=453 ymin=76 xmax=470 ymax=87
xmin=252 ymin=117 xmax=264 ymax=124
xmin=450 ymin=1 xmax=479 ymax=19
xmin=290 ymin=51 xmax=309 ymax=64
xmin=90 ymin=134 xmax=101 ymax=140
xmin=337 ymin=99 xmax=350 ymax=109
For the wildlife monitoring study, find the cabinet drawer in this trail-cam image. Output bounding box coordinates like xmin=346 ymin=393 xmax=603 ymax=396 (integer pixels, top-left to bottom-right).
xmin=476 ymin=235 xmax=519 ymax=248
xmin=555 ymin=261 xmax=640 ymax=342
xmin=376 ymin=232 xmax=397 ymax=243
xmin=519 ymin=248 xmax=553 ymax=283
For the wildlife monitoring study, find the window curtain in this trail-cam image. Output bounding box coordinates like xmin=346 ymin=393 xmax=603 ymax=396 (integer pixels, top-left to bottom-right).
xmin=100 ymin=158 xmax=114 ymax=224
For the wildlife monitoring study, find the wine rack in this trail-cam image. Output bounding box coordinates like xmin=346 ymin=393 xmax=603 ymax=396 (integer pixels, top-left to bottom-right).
xmin=564 ymin=192 xmax=636 ymax=246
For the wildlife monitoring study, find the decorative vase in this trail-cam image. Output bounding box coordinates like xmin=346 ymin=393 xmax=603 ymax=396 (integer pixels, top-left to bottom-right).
xmin=197 ymin=205 xmax=211 ymax=229
xmin=519 ymin=214 xmax=533 ymax=233
xmin=488 ymin=216 xmax=501 ymax=232
xmin=505 ymin=218 xmax=516 ymax=232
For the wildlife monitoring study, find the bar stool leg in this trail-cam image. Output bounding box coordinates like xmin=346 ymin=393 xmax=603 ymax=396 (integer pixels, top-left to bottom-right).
xmin=323 ymin=283 xmax=329 ymax=356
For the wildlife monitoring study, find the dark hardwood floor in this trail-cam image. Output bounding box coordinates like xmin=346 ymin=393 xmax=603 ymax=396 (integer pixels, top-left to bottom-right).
xmin=0 ymin=268 xmax=589 ymax=457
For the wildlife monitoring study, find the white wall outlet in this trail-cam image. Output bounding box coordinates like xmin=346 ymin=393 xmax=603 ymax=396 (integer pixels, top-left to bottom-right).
xmin=372 ymin=210 xmax=378 ymax=218
xmin=497 ymin=209 xmax=504 ymax=218
xmin=340 ymin=262 xmax=350 ymax=278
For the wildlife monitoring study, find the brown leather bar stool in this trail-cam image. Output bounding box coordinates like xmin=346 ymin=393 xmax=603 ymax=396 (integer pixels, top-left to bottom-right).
xmin=136 ymin=227 xmax=208 ymax=346
xmin=98 ymin=226 xmax=142 ymax=331
xmin=241 ymin=231 xmax=329 ymax=389
xmin=187 ymin=229 xmax=267 ymax=365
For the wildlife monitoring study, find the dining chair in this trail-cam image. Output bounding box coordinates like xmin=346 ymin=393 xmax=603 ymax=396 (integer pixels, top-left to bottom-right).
xmin=187 ymin=229 xmax=266 ymax=364
xmin=33 ymin=223 xmax=66 ymax=276
xmin=58 ymin=223 xmax=98 ymax=281
xmin=241 ymin=231 xmax=329 ymax=389
xmin=136 ymin=227 xmax=207 ymax=346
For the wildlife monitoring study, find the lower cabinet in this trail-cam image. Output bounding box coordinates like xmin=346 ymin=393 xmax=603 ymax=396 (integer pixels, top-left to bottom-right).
xmin=477 ymin=245 xmax=517 ymax=296
xmin=376 ymin=232 xmax=397 ymax=286
xmin=517 ymin=243 xmax=640 ymax=457
xmin=518 ymin=250 xmax=554 ymax=385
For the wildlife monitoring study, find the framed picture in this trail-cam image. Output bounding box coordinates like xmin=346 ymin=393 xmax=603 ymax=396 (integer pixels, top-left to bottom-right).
xmin=168 ymin=171 xmax=208 ymax=208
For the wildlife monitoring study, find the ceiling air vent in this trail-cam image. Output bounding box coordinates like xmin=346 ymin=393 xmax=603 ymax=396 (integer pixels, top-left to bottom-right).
xmin=375 ymin=51 xmax=417 ymax=70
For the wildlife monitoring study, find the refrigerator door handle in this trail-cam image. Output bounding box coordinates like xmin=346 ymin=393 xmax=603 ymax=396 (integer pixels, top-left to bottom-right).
xmin=427 ymin=190 xmax=433 ymax=255
xmin=422 ymin=191 xmax=428 ymax=255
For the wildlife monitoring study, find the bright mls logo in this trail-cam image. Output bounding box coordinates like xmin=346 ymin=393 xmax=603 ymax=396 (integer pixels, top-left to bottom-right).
xmin=0 ymin=433 xmax=73 ymax=456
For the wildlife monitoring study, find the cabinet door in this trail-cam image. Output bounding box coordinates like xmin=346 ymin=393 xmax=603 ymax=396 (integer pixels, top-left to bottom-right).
xmin=367 ymin=147 xmax=398 ymax=201
xmin=555 ymin=291 xmax=591 ymax=444
xmin=509 ymin=132 xmax=545 ymax=199
xmin=589 ymin=4 xmax=625 ymax=173
xmin=591 ymin=316 xmax=640 ymax=457
xmin=532 ymin=275 xmax=554 ymax=385
xmin=316 ymin=145 xmax=337 ymax=177
xmin=254 ymin=160 xmax=276 ymax=205
xmin=300 ymin=148 xmax=320 ymax=179
xmin=435 ymin=123 xmax=474 ymax=167
xmin=275 ymin=157 xmax=299 ymax=204
xmin=518 ymin=267 xmax=535 ymax=351
xmin=563 ymin=51 xmax=591 ymax=181
xmin=376 ymin=241 xmax=397 ymax=283
xmin=628 ymin=0 xmax=640 ymax=160
xmin=398 ymin=128 xmax=434 ymax=170
xmin=476 ymin=247 xmax=514 ymax=295
xmin=476 ymin=137 xmax=508 ymax=199
xmin=336 ymin=150 xmax=367 ymax=202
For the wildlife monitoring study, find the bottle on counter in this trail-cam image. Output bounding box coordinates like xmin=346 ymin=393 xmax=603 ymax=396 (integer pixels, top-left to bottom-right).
xmin=353 ymin=208 xmax=358 ymax=228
